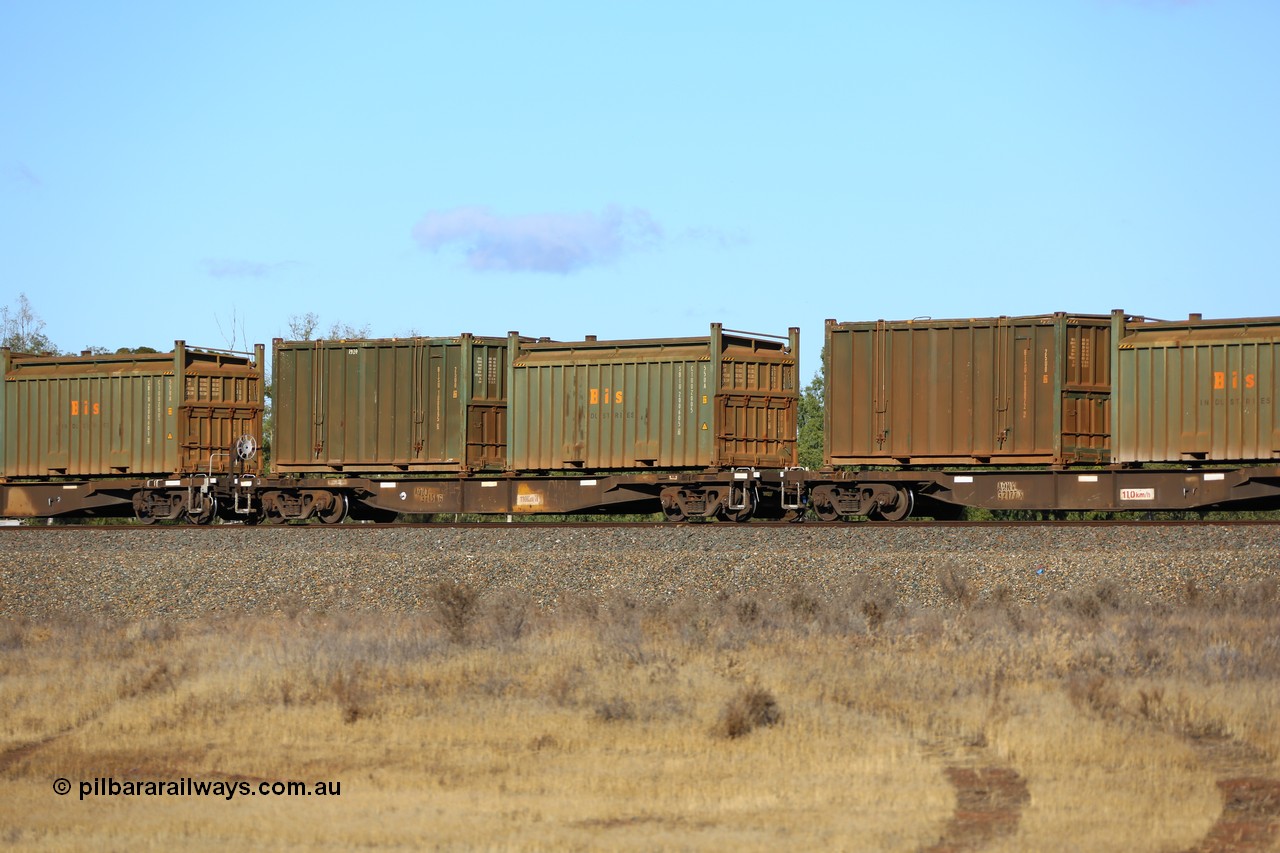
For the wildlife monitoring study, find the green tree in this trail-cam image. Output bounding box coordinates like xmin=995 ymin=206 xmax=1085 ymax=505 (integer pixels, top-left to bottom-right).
xmin=327 ymin=320 xmax=372 ymax=339
xmin=796 ymin=345 xmax=825 ymax=470
xmin=286 ymin=313 xmax=372 ymax=341
xmin=287 ymin=312 xmax=320 ymax=340
xmin=79 ymin=346 xmax=161 ymax=355
xmin=1 ymin=293 xmax=56 ymax=353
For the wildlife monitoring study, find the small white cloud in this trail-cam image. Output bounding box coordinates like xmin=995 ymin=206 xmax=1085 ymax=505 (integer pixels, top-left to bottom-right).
xmin=412 ymin=206 xmax=663 ymax=274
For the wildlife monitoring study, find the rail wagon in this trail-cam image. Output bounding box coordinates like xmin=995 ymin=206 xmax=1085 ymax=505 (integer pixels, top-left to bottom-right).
xmin=271 ymin=334 xmax=513 ymax=474
xmin=824 ymin=313 xmax=1113 ymax=467
xmin=508 ymin=324 xmax=799 ymax=472
xmin=808 ymin=310 xmax=1280 ymax=521
xmin=1 ymin=343 xmax=263 ymax=479
xmin=4 ymin=311 xmax=1280 ymax=524
xmin=0 ymin=343 xmax=263 ymax=521
xmin=1114 ymin=313 xmax=1280 ymax=464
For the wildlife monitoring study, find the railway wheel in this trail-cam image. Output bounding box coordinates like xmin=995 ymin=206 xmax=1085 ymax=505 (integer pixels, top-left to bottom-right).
xmin=660 ymin=487 xmax=689 ymax=523
xmin=132 ymin=491 xmax=173 ymax=524
xmin=870 ymin=487 xmax=914 ymax=522
xmin=259 ymin=493 xmax=290 ymax=524
xmin=186 ymin=496 xmax=218 ymax=525
xmin=812 ymin=487 xmax=841 ymax=522
xmin=317 ymin=493 xmax=348 ymax=524
xmin=721 ymin=484 xmax=756 ymax=523
xmin=721 ymin=493 xmax=754 ymax=523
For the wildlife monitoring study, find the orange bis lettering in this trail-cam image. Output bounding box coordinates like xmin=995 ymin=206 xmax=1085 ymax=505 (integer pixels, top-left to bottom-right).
xmin=1214 ymin=372 xmax=1257 ymax=390
xmin=588 ymin=389 xmax=624 ymax=405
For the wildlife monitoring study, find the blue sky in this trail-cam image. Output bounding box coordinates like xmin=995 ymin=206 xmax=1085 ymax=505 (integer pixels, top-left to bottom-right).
xmin=2 ymin=1 xmax=1277 ymax=379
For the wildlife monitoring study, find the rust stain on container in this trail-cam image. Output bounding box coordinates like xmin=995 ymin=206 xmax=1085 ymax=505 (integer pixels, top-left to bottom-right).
xmin=1114 ymin=314 xmax=1280 ymax=463
xmin=509 ymin=324 xmax=798 ymax=471
xmin=825 ymin=313 xmax=1113 ymax=466
xmin=271 ymin=334 xmax=512 ymax=474
xmin=1 ymin=342 xmax=263 ymax=478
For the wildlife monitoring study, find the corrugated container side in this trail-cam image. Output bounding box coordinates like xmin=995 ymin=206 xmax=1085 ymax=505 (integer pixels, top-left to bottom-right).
xmin=1114 ymin=315 xmax=1280 ymax=463
xmin=271 ymin=335 xmax=509 ymax=473
xmin=2 ymin=343 xmax=263 ymax=478
xmin=511 ymin=341 xmax=715 ymax=470
xmin=509 ymin=325 xmax=798 ymax=471
xmin=825 ymin=314 xmax=1112 ymax=466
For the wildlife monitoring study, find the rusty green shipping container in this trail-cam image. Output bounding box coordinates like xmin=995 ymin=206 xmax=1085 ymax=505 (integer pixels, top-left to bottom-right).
xmin=1 ymin=343 xmax=264 ymax=478
xmin=1114 ymin=313 xmax=1280 ymax=463
xmin=271 ymin=334 xmax=511 ymax=473
xmin=509 ymin=324 xmax=799 ymax=471
xmin=825 ymin=313 xmax=1113 ymax=466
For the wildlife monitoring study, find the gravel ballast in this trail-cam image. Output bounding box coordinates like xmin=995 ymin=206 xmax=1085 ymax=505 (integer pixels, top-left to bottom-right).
xmin=1 ymin=524 xmax=1276 ymax=618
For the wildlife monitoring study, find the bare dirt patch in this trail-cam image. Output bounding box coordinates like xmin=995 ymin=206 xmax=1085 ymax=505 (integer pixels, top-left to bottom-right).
xmin=923 ymin=765 xmax=1031 ymax=852
xmin=1182 ymin=735 xmax=1280 ymax=853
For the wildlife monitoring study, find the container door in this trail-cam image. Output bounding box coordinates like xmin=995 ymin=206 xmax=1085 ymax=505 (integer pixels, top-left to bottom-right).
xmin=177 ymin=369 xmax=262 ymax=474
xmin=713 ymin=351 xmax=797 ymax=467
xmin=464 ymin=338 xmax=507 ymax=469
xmin=714 ymin=393 xmax=796 ymax=466
xmin=1058 ymin=321 xmax=1110 ymax=463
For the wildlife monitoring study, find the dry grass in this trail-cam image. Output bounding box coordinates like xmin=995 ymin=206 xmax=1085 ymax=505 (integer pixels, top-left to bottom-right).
xmin=1 ymin=579 xmax=1278 ymax=851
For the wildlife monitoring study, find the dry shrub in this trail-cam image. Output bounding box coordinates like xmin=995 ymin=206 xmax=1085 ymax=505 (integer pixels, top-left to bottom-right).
xmin=118 ymin=659 xmax=178 ymax=699
xmin=1066 ymin=674 xmax=1123 ymax=721
xmin=667 ymin=595 xmax=714 ymax=649
xmin=1062 ymin=580 xmax=1130 ymax=622
xmin=714 ymin=686 xmax=782 ymax=739
xmin=124 ymin=618 xmax=181 ymax=644
xmin=1092 ymin=579 xmax=1126 ymax=610
xmin=937 ymin=562 xmax=974 ymax=608
xmin=594 ymin=696 xmax=636 ymax=723
xmin=560 ymin=591 xmax=603 ymax=625
xmin=594 ymin=601 xmax=651 ymax=666
xmin=528 ymin=733 xmax=559 ymax=751
xmin=430 ymin=580 xmax=480 ymax=644
xmin=861 ymin=599 xmax=886 ymax=633
xmin=546 ymin=665 xmax=588 ymax=708
xmin=813 ymin=578 xmax=897 ymax=636
xmin=330 ymin=663 xmax=368 ymax=724
xmin=274 ymin=593 xmax=307 ymax=620
xmin=1208 ymin=578 xmax=1280 ymax=613
xmin=734 ymin=596 xmax=762 ymax=626
xmin=787 ymin=590 xmax=821 ymax=621
xmin=485 ymin=589 xmax=530 ymax=644
xmin=0 ymin=618 xmax=25 ymax=652
xmin=1136 ymin=686 xmax=1166 ymax=722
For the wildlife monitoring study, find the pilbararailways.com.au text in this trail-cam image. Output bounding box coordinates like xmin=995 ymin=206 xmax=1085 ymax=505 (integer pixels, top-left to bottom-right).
xmin=57 ymin=777 xmax=341 ymax=801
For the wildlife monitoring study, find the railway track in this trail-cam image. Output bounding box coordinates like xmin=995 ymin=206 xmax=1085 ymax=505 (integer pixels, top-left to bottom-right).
xmin=5 ymin=518 xmax=1280 ymax=532
xmin=2 ymin=521 xmax=1277 ymax=619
